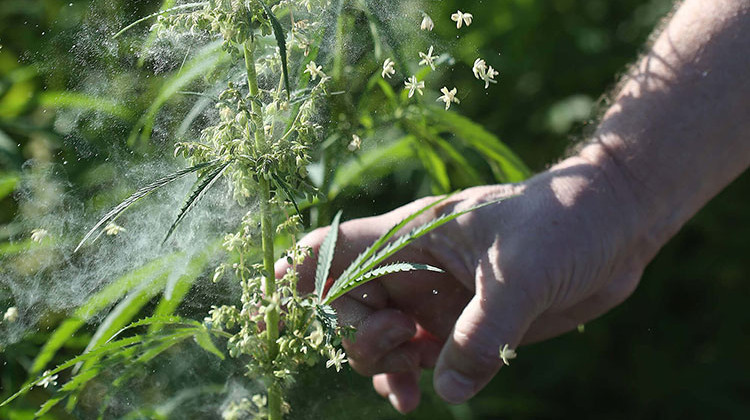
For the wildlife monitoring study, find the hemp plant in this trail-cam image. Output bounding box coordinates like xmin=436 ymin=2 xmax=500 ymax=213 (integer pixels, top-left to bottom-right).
xmin=2 ymin=2 xmax=522 ymax=419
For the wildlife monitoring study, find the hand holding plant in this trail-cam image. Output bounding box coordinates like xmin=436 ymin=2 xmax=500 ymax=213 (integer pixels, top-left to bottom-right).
xmin=278 ymin=153 xmax=652 ymax=412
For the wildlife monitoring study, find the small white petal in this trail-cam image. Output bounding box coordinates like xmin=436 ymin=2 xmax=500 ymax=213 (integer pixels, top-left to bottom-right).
xmin=420 ymin=15 xmax=434 ymax=31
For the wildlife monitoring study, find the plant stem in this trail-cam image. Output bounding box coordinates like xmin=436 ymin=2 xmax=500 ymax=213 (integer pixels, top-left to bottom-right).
xmin=244 ymin=39 xmax=282 ymax=420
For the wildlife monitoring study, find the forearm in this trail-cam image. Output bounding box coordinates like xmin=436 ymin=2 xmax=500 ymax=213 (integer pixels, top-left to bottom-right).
xmin=580 ymin=0 xmax=749 ymax=260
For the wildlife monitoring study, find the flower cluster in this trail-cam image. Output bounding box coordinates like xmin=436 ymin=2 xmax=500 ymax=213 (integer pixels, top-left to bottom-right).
xmin=380 ymin=9 xmax=500 ymax=112
xmin=473 ymin=58 xmax=499 ymax=89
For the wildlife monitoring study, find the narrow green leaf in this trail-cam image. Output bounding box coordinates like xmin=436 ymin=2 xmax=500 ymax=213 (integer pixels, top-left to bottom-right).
xmin=329 ymin=136 xmax=414 ymax=199
xmin=325 ymin=198 xmax=512 ymax=303
xmin=315 ymin=210 xmax=343 ymax=300
xmin=135 ymin=331 xmax=195 ymax=365
xmin=163 ymin=161 xmax=230 ymax=244
xmin=257 ymin=0 xmax=291 ymax=98
xmin=150 ymin=247 xmax=217 ymax=333
xmin=37 ymin=91 xmax=133 ymax=120
xmin=75 ymin=160 xmax=219 ymax=252
xmin=194 ymin=329 xmax=225 ymax=360
xmin=0 ymin=173 xmax=19 ymax=200
xmin=427 ymin=107 xmax=531 ymax=182
xmin=402 ymin=118 xmax=485 ymax=186
xmin=2 ymin=336 xmax=143 ymax=408
xmin=109 ymin=315 xmax=200 ymax=344
xmin=328 ymin=262 xmax=443 ymax=301
xmin=328 ymin=193 xmax=455 ymax=300
xmin=74 ymin=273 xmax=170 ymax=374
xmin=271 ymin=174 xmax=301 ymax=217
xmin=413 ymin=139 xmax=451 ymax=194
xmin=30 ymin=256 xmax=176 ymax=374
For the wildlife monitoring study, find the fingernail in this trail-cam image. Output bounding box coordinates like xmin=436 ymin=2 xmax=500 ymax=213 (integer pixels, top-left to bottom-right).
xmin=388 ymin=393 xmax=401 ymax=410
xmin=435 ymin=370 xmax=474 ymax=404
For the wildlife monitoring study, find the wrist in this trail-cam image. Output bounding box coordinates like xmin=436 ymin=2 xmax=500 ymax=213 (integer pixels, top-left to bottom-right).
xmin=571 ymin=142 xmax=661 ymax=267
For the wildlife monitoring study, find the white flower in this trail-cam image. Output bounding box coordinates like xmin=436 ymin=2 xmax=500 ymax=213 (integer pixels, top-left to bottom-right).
xmin=451 ymin=10 xmax=473 ymax=29
xmin=325 ymin=348 xmax=348 ymax=372
xmin=472 ymin=58 xmax=499 ymax=88
xmin=3 ymin=307 xmax=18 ymax=323
xmin=347 ymin=134 xmax=362 ymax=152
xmin=381 ymin=58 xmax=396 ymax=79
xmin=304 ymin=61 xmax=325 ymax=80
xmin=30 ymin=228 xmax=48 ymax=243
xmin=37 ymin=371 xmax=58 ymax=388
xmin=104 ymin=222 xmax=126 ymax=236
xmin=472 ymin=58 xmax=487 ymax=79
xmin=420 ymin=14 xmax=434 ymax=31
xmin=418 ymin=45 xmax=439 ymax=70
xmin=306 ymin=323 xmax=325 ymax=347
xmin=437 ymin=86 xmax=460 ymax=110
xmin=404 ymin=75 xmax=425 ymax=98
xmin=499 ymin=344 xmax=517 ymax=366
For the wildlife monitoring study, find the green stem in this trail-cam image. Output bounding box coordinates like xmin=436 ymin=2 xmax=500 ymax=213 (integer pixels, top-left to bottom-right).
xmin=244 ymin=39 xmax=282 ymax=420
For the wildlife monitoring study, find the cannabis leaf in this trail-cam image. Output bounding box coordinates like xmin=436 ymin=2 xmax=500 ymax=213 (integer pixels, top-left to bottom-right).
xmin=75 ymin=160 xmax=221 ymax=252
xmin=314 ymin=210 xmax=342 ymax=300
xmin=257 ymin=0 xmax=291 ymax=98
xmin=322 ymin=196 xmax=510 ymax=304
xmin=163 ymin=160 xmax=231 ymax=244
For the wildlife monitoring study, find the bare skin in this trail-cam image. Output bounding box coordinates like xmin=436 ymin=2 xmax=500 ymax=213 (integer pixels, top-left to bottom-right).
xmin=275 ymin=0 xmax=749 ymax=413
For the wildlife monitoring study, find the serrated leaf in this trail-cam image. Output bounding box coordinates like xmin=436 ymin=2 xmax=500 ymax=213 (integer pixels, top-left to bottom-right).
xmin=75 ymin=160 xmax=219 ymax=252
xmin=272 ymin=173 xmax=301 ymax=216
xmin=73 ymin=274 xmax=170 ymax=374
xmin=107 ymin=315 xmax=201 ymax=344
xmin=328 ymin=262 xmax=443 ymax=302
xmin=1 ymin=336 xmax=143 ymax=408
xmin=30 ymin=256 xmax=178 ymax=375
xmin=324 ymin=197 xmax=512 ymax=303
xmin=163 ymin=160 xmax=230 ymax=244
xmin=194 ymin=329 xmax=225 ymax=360
xmin=34 ymin=368 xmax=100 ymax=417
xmin=326 ymin=193 xmax=455 ymax=299
xmin=257 ymin=0 xmax=290 ymax=98
xmin=315 ymin=210 xmax=342 ymax=300
xmin=315 ymin=304 xmax=338 ymax=342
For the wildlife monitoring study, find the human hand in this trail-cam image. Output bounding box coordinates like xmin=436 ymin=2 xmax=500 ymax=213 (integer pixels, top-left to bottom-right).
xmin=275 ymin=147 xmax=654 ymax=413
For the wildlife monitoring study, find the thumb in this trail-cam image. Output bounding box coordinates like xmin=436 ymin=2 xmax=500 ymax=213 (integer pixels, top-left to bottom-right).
xmin=433 ymin=259 xmax=536 ymax=404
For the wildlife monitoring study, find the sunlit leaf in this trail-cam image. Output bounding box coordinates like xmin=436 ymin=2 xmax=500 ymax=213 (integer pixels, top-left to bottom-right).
xmin=75 ymin=160 xmax=219 ymax=252
xmin=315 ymin=210 xmax=343 ymax=300
xmin=163 ymin=160 xmax=230 ymax=244
xmin=257 ymin=0 xmax=291 ymax=98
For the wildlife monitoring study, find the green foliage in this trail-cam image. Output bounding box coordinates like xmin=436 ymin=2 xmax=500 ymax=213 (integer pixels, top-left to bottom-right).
xmin=163 ymin=160 xmax=230 ymax=243
xmin=322 ymin=197 xmax=505 ymax=304
xmin=314 ymin=210 xmax=342 ymax=300
xmin=6 ymin=0 xmax=750 ymax=419
xmin=0 ymin=172 xmax=18 ymax=200
xmin=256 ymin=0 xmax=291 ymax=97
xmin=74 ymin=160 xmax=220 ymax=252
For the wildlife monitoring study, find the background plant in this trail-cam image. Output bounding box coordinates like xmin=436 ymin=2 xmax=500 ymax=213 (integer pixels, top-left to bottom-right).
xmin=2 ymin=0 xmax=750 ymax=419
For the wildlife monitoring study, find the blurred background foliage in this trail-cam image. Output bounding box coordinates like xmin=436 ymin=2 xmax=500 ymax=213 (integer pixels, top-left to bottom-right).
xmin=1 ymin=0 xmax=749 ymax=419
